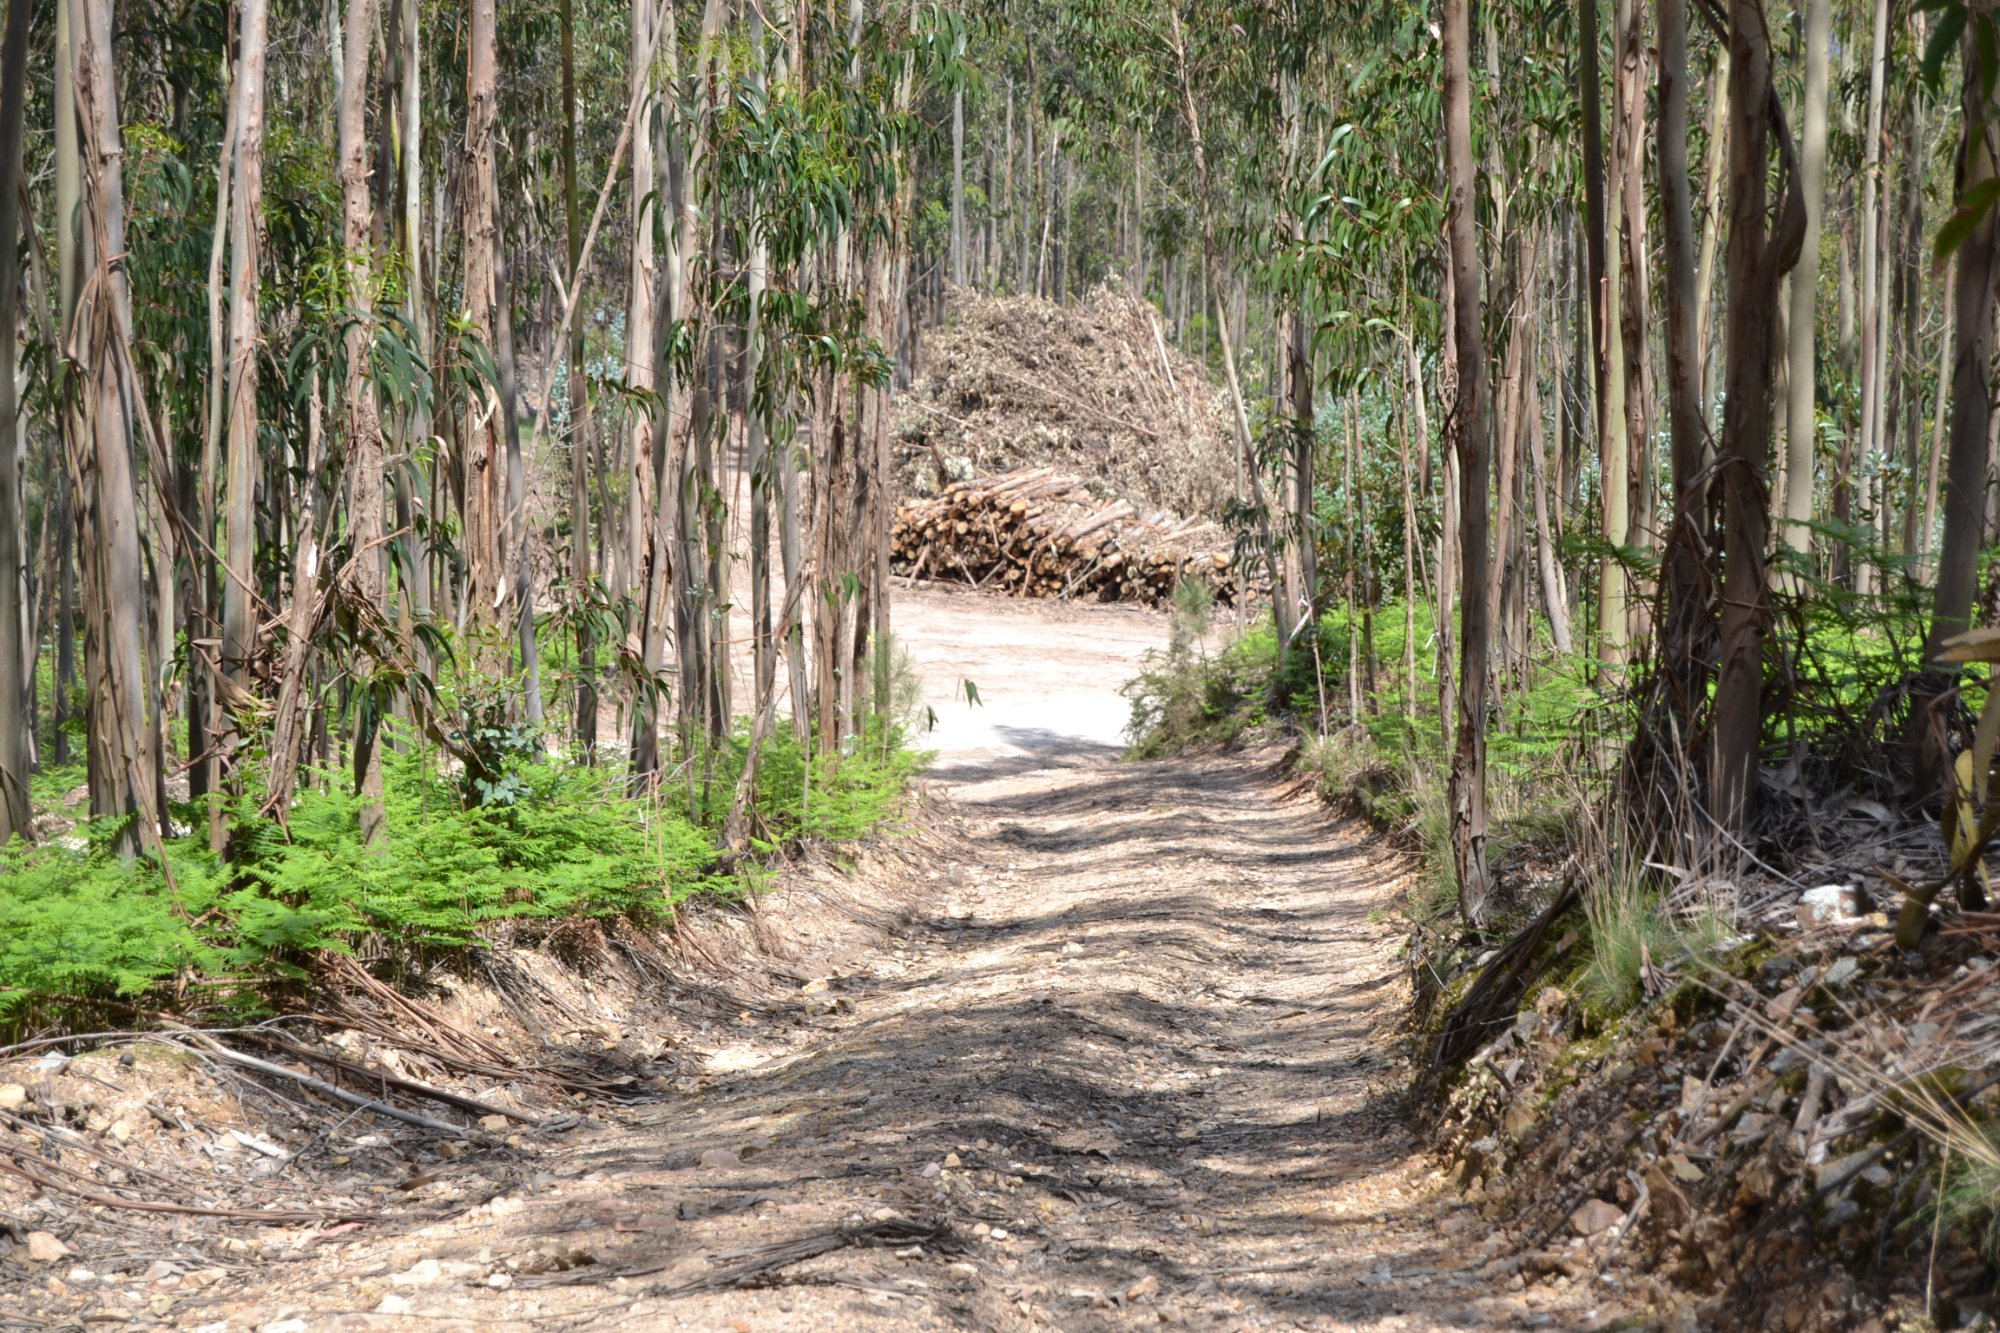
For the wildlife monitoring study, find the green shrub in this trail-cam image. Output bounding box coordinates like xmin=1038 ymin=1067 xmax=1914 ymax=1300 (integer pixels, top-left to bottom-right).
xmin=0 ymin=714 xmax=921 ymax=1025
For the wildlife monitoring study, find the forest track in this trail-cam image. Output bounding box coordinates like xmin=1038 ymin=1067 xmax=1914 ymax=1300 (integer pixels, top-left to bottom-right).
xmin=150 ymin=589 xmax=1589 ymax=1330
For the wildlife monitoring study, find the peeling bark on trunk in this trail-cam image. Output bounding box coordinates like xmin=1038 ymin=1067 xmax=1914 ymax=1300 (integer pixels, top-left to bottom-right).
xmin=1443 ymin=0 xmax=1492 ymax=924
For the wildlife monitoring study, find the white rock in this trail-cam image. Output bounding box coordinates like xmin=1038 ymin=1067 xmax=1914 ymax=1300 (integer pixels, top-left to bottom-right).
xmin=0 ymin=1084 xmax=27 ymax=1111
xmin=1569 ymin=1198 xmax=1625 ymax=1237
xmin=1800 ymin=885 xmax=1863 ymax=925
xmin=391 ymin=1258 xmax=444 ymax=1286
xmin=374 ymin=1295 xmax=413 ymax=1315
xmin=25 ymin=1232 xmax=70 ymax=1263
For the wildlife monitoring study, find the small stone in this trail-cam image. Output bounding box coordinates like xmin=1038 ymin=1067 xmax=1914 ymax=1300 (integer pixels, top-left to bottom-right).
xmin=1820 ymin=957 xmax=1862 ymax=990
xmin=109 ymin=1119 xmax=133 ymax=1143
xmin=1126 ymin=1274 xmax=1162 ymax=1301
xmin=1062 ymin=941 xmax=1085 ymax=956
xmin=871 ymin=1207 xmax=898 ymax=1222
xmin=921 ymin=1162 xmax=943 ymax=1179
xmin=1799 ymin=885 xmax=1863 ymax=925
xmin=479 ymin=1114 xmax=511 ymax=1132
xmin=0 ymin=1084 xmax=26 ymax=1112
xmin=486 ymin=1272 xmax=513 ymax=1289
xmin=698 ymin=1147 xmax=742 ymax=1169
xmin=68 ymin=1267 xmax=98 ymax=1283
xmin=391 ymin=1258 xmax=444 ymax=1287
xmin=374 ymin=1296 xmax=413 ymax=1315
xmin=944 ymin=1152 xmax=962 ymax=1168
xmin=1568 ymin=1199 xmax=1625 ymax=1237
xmin=801 ymin=978 xmax=830 ymax=994
xmin=259 ymin=1322 xmax=309 ymax=1333
xmin=25 ymin=1232 xmax=70 ymax=1263
xmin=989 ymin=1228 xmax=1010 ymax=1241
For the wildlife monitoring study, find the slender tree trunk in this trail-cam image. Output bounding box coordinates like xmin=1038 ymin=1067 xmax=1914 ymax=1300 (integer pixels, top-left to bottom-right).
xmin=1694 ymin=47 xmax=1729 ymax=419
xmin=1613 ymin=0 xmax=1655 ymax=598
xmin=491 ymin=191 xmax=540 ymax=727
xmin=338 ymin=0 xmax=386 ymax=844
xmin=1925 ymin=4 xmax=2000 ymax=661
xmin=950 ymin=83 xmax=965 ymax=287
xmin=621 ymin=0 xmax=655 ymax=613
xmin=52 ymin=0 xmax=77 ymax=775
xmin=1853 ymin=0 xmax=1890 ymax=588
xmin=1921 ymin=263 xmax=1955 ymax=577
xmin=218 ymin=0 xmax=270 ymax=851
xmin=1713 ymin=0 xmax=1803 ymax=836
xmin=1165 ymin=7 xmax=1289 ymax=649
xmin=1780 ymin=0 xmax=1830 ymax=567
xmin=1525 ymin=334 xmax=1571 ymax=652
xmin=0 ymin=0 xmax=30 ymax=842
xmin=463 ymin=0 xmax=503 ymax=647
xmin=1581 ymin=0 xmax=1627 ymax=673
xmin=1443 ymin=0 xmax=1493 ymax=924
xmin=561 ymin=0 xmax=595 ymax=759
xmin=70 ymin=0 xmax=161 ymax=859
xmin=1658 ymin=0 xmax=1705 ymax=708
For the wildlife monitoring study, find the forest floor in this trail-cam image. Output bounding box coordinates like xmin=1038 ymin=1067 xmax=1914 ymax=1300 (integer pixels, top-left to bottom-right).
xmin=6 ymin=588 xmax=1599 ymax=1331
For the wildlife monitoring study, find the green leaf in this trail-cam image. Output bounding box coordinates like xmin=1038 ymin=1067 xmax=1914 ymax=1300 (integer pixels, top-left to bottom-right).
xmin=1922 ymin=6 xmax=1966 ymax=89
xmin=1937 ymin=177 xmax=2000 ymax=263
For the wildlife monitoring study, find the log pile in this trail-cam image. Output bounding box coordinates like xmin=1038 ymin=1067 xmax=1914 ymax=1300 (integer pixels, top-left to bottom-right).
xmin=890 ymin=467 xmax=1241 ymax=607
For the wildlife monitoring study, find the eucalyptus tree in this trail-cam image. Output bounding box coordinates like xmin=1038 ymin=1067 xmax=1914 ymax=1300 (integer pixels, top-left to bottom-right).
xmin=69 ymin=0 xmax=162 ymax=859
xmin=0 ymin=0 xmax=29 ymax=843
xmin=1441 ymin=0 xmax=1492 ymax=922
xmin=1926 ymin=0 xmax=2000 ymax=662
xmin=217 ymin=0 xmax=270 ymax=841
xmin=1712 ymin=0 xmax=1805 ymax=835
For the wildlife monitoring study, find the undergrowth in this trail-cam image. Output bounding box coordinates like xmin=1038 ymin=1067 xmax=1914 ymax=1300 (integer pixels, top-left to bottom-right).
xmin=0 ymin=721 xmax=922 ymax=1028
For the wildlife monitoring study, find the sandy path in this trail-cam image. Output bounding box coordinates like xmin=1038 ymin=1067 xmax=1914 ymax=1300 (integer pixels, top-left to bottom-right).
xmin=153 ymin=590 xmax=1590 ymax=1330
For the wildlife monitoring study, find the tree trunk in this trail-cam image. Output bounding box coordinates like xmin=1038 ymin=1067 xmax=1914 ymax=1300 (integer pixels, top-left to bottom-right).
xmin=216 ymin=0 xmax=270 ymax=852
xmin=621 ymin=0 xmax=655 ymax=614
xmin=1613 ymin=0 xmax=1655 ymax=600
xmin=1165 ymin=6 xmax=1289 ymax=650
xmin=0 ymin=0 xmax=30 ymax=843
xmin=1925 ymin=4 xmax=2000 ymax=661
xmin=1581 ymin=0 xmax=1626 ymax=672
xmin=462 ymin=0 xmax=503 ymax=646
xmin=1443 ymin=0 xmax=1493 ymax=924
xmin=561 ymin=0 xmax=595 ymax=759
xmin=1780 ymin=0 xmax=1830 ymax=566
xmin=1694 ymin=47 xmax=1729 ymax=418
xmin=338 ymin=0 xmax=385 ymax=844
xmin=70 ymin=0 xmax=161 ymax=859
xmin=1656 ymin=0 xmax=1705 ymax=715
xmin=1852 ymin=0 xmax=1890 ymax=587
xmin=950 ymin=84 xmax=965 ymax=288
xmin=1713 ymin=0 xmax=1803 ymax=837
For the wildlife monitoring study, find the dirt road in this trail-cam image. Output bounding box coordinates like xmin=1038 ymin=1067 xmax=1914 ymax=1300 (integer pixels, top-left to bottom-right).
xmin=53 ymin=589 xmax=1591 ymax=1330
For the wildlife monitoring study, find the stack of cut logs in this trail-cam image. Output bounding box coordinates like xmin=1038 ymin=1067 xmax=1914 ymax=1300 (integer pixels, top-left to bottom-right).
xmin=891 ymin=466 xmax=1241 ymax=607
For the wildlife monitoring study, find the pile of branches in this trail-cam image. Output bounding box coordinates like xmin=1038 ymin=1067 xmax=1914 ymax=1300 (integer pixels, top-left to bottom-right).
xmin=891 ymin=466 xmax=1240 ymax=607
xmin=895 ymin=283 xmax=1235 ymax=518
